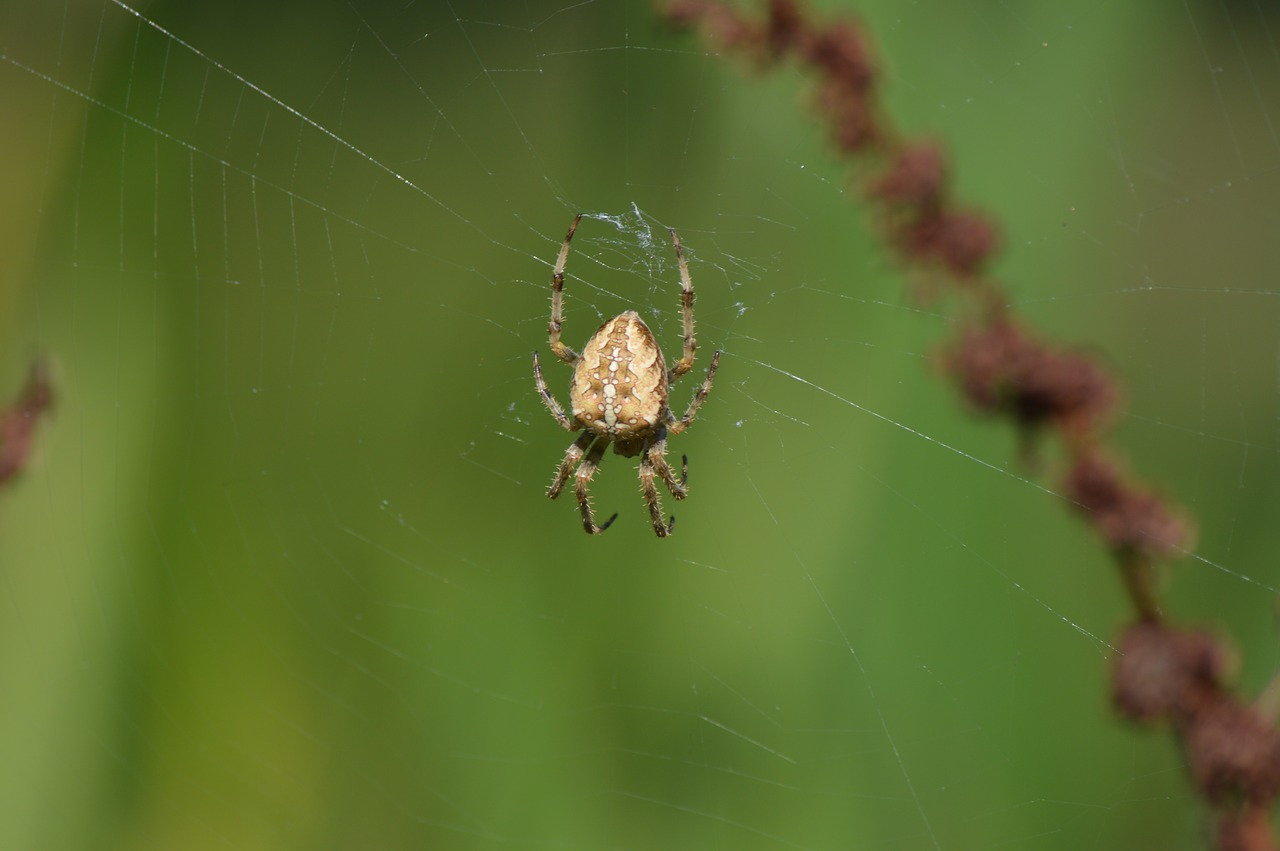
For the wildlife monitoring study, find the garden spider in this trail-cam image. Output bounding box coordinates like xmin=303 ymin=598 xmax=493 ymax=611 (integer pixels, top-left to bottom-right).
xmin=533 ymin=215 xmax=721 ymax=537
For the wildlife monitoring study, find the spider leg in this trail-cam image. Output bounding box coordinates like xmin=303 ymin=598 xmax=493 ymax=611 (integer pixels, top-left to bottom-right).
xmin=667 ymin=349 xmax=721 ymax=435
xmin=667 ymin=228 xmax=698 ymax=382
xmin=548 ymin=431 xmax=594 ymax=500
xmin=548 ymin=214 xmax=583 ymax=365
xmin=639 ymin=450 xmax=676 ymax=537
xmin=533 ymin=351 xmax=577 ymax=431
xmin=647 ymin=437 xmax=688 ymax=500
xmin=574 ymin=436 xmax=618 ymax=534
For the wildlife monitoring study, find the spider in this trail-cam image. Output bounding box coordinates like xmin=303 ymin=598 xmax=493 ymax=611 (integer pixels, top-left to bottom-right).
xmin=533 ymin=214 xmax=721 ymax=537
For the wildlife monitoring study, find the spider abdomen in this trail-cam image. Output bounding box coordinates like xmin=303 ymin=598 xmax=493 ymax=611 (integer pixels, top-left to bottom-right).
xmin=571 ymin=310 xmax=669 ymax=443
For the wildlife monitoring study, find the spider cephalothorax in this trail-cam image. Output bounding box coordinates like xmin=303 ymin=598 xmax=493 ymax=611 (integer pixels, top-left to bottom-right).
xmin=533 ymin=215 xmax=721 ymax=537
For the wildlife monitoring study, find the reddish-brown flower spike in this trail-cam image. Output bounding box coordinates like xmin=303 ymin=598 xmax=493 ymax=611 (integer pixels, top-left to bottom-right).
xmin=869 ymin=143 xmax=947 ymax=211
xmin=805 ymin=21 xmax=874 ymax=92
xmin=1063 ymin=451 xmax=1191 ymax=560
xmin=815 ymin=82 xmax=875 ymax=152
xmin=1113 ymin=621 xmax=1232 ymax=723
xmin=935 ymin=209 xmax=1000 ymax=277
xmin=0 ymin=358 xmax=55 ymax=487
xmin=893 ymin=208 xmax=999 ymax=277
xmin=1217 ymin=807 xmax=1277 ymax=851
xmin=1185 ymin=696 xmax=1280 ymax=804
xmin=946 ymin=317 xmax=1116 ymax=440
xmin=763 ymin=0 xmax=806 ymax=58
xmin=665 ymin=0 xmax=760 ymax=50
xmin=1012 ymin=346 xmax=1115 ymax=440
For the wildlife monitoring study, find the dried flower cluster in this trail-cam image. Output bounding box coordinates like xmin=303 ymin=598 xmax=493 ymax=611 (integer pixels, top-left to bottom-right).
xmin=1115 ymin=621 xmax=1280 ymax=839
xmin=663 ymin=1 xmax=1277 ymax=845
xmin=949 ymin=318 xmax=1115 ymax=443
xmin=0 ymin=358 xmax=54 ymax=488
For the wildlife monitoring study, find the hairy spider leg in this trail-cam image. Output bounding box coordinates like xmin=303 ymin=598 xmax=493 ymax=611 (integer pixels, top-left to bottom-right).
xmin=548 ymin=214 xmax=583 ymax=365
xmin=639 ymin=449 xmax=677 ymax=537
xmin=647 ymin=437 xmax=688 ymax=500
xmin=547 ymin=431 xmax=594 ymax=500
xmin=668 ymin=349 xmax=721 ymax=435
xmin=668 ymin=228 xmax=699 ymax=381
xmin=574 ymin=436 xmax=617 ymax=534
xmin=533 ymin=351 xmax=576 ymax=431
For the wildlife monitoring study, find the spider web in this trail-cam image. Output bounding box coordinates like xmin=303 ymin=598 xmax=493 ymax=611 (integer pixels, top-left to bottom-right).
xmin=2 ymin=0 xmax=1279 ymax=848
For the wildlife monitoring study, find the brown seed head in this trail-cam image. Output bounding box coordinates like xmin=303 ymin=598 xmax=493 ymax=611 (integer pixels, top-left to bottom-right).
xmin=1063 ymin=451 xmax=1191 ymax=560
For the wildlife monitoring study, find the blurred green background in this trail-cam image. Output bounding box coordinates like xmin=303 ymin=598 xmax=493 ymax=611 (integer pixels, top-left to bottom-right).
xmin=3 ymin=0 xmax=1280 ymax=848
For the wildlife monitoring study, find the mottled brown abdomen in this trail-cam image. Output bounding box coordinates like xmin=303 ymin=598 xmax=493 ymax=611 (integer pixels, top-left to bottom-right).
xmin=571 ymin=311 xmax=669 ymax=443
